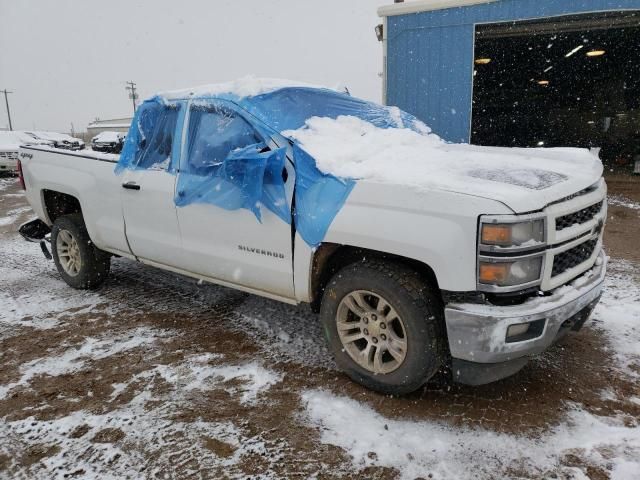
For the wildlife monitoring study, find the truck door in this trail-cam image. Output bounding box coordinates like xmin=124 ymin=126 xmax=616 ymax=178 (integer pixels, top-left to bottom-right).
xmin=120 ymin=101 xmax=185 ymax=267
xmin=175 ymin=101 xmax=296 ymax=299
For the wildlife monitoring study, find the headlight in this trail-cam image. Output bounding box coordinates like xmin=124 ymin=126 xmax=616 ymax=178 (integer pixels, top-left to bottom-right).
xmin=477 ymin=213 xmax=547 ymax=292
xmin=480 ymin=219 xmax=544 ymax=248
xmin=478 ymin=256 xmax=543 ymax=287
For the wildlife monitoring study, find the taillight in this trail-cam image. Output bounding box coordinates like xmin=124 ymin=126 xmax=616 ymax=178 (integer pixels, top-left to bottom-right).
xmin=17 ymin=159 xmax=26 ymax=190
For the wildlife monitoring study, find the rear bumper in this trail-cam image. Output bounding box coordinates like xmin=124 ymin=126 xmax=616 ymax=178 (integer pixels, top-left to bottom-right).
xmin=445 ymin=250 xmax=606 ymax=384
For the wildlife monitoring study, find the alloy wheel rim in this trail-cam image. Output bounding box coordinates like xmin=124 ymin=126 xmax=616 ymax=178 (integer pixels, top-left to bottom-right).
xmin=336 ymin=290 xmax=408 ymax=374
xmin=56 ymin=229 xmax=82 ymax=277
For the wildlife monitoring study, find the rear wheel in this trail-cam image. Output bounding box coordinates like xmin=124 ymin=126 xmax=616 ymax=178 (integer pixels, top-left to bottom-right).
xmin=51 ymin=213 xmax=110 ymax=289
xmin=320 ymin=260 xmax=446 ymax=395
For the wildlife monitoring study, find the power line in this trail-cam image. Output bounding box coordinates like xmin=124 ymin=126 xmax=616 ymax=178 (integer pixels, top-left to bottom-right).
xmin=125 ymin=81 xmax=138 ymax=115
xmin=1 ymin=89 xmax=13 ymax=131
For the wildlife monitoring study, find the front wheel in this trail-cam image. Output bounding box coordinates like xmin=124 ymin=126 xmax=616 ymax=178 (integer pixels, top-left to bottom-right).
xmin=320 ymin=260 xmax=446 ymax=395
xmin=51 ymin=213 xmax=111 ymax=289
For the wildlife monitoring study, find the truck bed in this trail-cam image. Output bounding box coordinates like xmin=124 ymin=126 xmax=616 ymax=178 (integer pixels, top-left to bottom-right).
xmin=19 ymin=146 xmax=131 ymax=257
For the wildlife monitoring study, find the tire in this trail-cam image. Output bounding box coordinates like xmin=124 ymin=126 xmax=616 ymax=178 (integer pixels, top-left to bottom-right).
xmin=320 ymin=260 xmax=446 ymax=395
xmin=51 ymin=213 xmax=111 ymax=289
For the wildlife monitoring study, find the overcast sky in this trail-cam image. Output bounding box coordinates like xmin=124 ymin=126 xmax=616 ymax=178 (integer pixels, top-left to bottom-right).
xmin=0 ymin=0 xmax=388 ymax=133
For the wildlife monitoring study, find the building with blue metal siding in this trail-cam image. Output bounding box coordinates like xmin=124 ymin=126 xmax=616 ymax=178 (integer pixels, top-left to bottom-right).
xmin=379 ymin=0 xmax=640 ymax=144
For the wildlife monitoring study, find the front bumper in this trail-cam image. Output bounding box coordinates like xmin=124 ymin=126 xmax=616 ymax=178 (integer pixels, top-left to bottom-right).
xmin=92 ymin=144 xmax=116 ymax=152
xmin=445 ymin=250 xmax=606 ymax=384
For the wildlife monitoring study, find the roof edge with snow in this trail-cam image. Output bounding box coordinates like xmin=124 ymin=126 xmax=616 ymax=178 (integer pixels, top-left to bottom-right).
xmin=157 ymin=76 xmax=334 ymax=102
xmin=378 ymin=0 xmax=497 ymax=17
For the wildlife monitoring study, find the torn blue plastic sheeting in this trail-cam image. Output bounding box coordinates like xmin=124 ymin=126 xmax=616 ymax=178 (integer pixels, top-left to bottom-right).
xmin=115 ymin=97 xmax=183 ymax=174
xmin=175 ymin=143 xmax=289 ymax=223
xmin=237 ymin=87 xmax=428 ymax=134
xmin=292 ymin=144 xmax=355 ymax=247
xmin=115 ymin=86 xmax=420 ymax=247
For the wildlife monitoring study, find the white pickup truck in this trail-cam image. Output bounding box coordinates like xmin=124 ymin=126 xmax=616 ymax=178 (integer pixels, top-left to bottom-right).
xmin=17 ymin=79 xmax=607 ymax=394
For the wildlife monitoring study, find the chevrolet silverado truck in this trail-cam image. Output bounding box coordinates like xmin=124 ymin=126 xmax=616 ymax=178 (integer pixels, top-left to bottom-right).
xmin=17 ymin=79 xmax=607 ymax=394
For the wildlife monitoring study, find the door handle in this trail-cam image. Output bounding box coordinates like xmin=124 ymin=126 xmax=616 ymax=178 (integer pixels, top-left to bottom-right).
xmin=122 ymin=181 xmax=141 ymax=191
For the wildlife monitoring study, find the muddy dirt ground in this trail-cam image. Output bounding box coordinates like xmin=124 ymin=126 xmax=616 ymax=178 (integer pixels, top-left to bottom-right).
xmin=1 ymin=174 xmax=639 ymax=479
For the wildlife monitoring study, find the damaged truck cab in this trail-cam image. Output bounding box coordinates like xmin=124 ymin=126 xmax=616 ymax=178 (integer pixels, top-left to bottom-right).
xmin=18 ymin=80 xmax=607 ymax=394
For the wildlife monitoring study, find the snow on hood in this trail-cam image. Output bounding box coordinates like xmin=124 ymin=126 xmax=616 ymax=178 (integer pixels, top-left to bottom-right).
xmin=284 ymin=115 xmax=603 ymax=213
xmin=93 ymin=131 xmax=124 ymax=142
xmin=158 ymin=75 xmax=332 ymax=101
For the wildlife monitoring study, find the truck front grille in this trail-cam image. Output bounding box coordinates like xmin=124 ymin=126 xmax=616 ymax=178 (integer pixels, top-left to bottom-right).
xmin=555 ymin=201 xmax=603 ymax=231
xmin=552 ymin=238 xmax=598 ymax=277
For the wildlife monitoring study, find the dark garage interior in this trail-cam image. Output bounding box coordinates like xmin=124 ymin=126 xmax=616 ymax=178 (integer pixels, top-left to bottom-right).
xmin=471 ymin=11 xmax=640 ymax=171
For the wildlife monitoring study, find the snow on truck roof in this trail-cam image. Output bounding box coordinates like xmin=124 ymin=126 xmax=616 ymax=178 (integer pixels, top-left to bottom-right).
xmin=153 ymin=77 xmax=430 ymax=134
xmin=157 ymin=76 xmax=332 ymax=101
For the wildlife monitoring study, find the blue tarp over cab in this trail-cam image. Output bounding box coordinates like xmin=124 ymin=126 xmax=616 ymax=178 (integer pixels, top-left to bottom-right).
xmin=115 ymin=85 xmax=428 ymax=247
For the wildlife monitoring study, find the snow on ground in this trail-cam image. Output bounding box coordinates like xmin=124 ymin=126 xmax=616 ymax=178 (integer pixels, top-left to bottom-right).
xmin=303 ymin=390 xmax=640 ymax=480
xmin=592 ymin=259 xmax=640 ymax=376
xmin=153 ymin=353 xmax=283 ymax=405
xmin=235 ymin=297 xmax=333 ymax=369
xmin=0 ymin=177 xmax=17 ymax=192
xmin=0 ymin=239 xmax=122 ymax=337
xmin=0 ymin=205 xmax=30 ymax=226
xmin=0 ymin=327 xmax=163 ymax=400
xmin=608 ymin=194 xmax=640 ymax=211
xmin=1 ymin=300 xmax=285 ymax=478
xmin=1 ymin=355 xmax=286 ymax=479
xmin=302 ymin=259 xmax=640 ymax=480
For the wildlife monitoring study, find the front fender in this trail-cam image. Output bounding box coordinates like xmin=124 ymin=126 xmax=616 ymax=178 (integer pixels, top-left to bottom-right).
xmin=323 ymin=182 xmax=513 ymax=292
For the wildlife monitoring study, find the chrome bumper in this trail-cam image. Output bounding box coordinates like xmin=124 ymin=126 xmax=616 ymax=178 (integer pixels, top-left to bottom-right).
xmin=445 ymin=250 xmax=606 ymax=365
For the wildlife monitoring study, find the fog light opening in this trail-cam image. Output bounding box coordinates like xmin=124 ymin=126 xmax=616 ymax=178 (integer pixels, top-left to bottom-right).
xmin=507 ymin=323 xmax=530 ymax=339
xmin=505 ymin=319 xmax=546 ymax=343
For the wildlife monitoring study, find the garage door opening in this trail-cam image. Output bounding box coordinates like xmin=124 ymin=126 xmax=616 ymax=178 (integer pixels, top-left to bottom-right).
xmin=471 ymin=11 xmax=640 ymax=171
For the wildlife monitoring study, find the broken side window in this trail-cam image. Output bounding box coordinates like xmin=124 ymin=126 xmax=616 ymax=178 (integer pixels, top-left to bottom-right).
xmin=176 ymin=102 xmax=288 ymax=222
xmin=184 ymin=104 xmax=261 ymax=176
xmin=134 ymin=103 xmax=180 ymax=171
xmin=115 ymin=98 xmax=182 ymax=174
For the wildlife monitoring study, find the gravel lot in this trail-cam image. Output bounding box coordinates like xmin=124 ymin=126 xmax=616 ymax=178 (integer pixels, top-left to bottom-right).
xmin=1 ymin=174 xmax=639 ymax=479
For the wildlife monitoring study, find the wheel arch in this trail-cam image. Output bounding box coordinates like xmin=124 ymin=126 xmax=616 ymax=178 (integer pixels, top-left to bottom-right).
xmin=309 ymin=243 xmax=441 ymax=312
xmin=42 ymin=189 xmax=83 ymax=225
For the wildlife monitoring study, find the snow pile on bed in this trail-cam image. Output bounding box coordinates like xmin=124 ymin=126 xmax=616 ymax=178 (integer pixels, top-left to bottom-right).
xmin=284 ymin=115 xmax=603 ymax=208
xmin=303 ymin=390 xmax=640 ymax=480
xmin=159 ymin=75 xmax=332 ymax=100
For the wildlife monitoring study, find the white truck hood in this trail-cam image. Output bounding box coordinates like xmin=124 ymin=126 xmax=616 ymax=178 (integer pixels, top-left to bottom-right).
xmin=429 ymin=143 xmax=603 ymax=212
xmin=285 ymin=115 xmax=603 ymax=213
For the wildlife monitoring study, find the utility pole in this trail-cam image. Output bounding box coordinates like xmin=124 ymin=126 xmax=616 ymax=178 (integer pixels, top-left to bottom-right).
xmin=125 ymin=81 xmax=138 ymax=115
xmin=1 ymin=89 xmax=13 ymax=131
